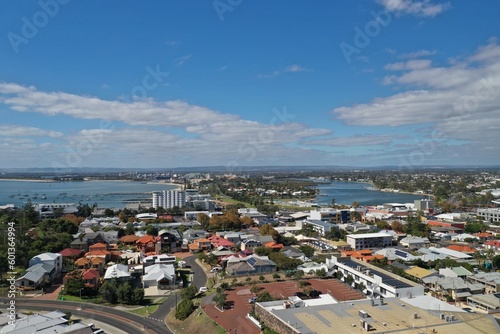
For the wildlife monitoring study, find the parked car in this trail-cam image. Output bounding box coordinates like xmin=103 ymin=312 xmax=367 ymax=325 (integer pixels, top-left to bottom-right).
xmin=210 ymin=266 xmax=222 ymax=273
xmin=248 ymin=297 xmax=257 ymax=304
xmin=198 ymin=286 xmax=208 ymax=293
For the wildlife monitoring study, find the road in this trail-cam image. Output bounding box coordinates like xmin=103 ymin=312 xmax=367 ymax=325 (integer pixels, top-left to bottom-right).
xmin=9 ymin=256 xmax=207 ymax=334
xmin=149 ymin=255 xmax=207 ymax=324
xmin=12 ymin=299 xmax=165 ymax=334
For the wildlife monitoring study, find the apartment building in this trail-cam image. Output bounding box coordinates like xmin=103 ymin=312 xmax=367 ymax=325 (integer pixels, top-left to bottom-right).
xmin=346 ymin=232 xmax=393 ymax=250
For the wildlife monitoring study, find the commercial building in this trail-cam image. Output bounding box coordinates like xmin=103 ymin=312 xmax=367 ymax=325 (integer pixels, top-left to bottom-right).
xmin=477 ymin=208 xmax=500 ymax=223
xmin=304 ymin=219 xmax=336 ymax=236
xmin=308 ymin=208 xmax=350 ymax=223
xmin=326 ymin=256 xmax=424 ymax=299
xmin=254 ymin=294 xmax=500 ymax=334
xmin=346 ymin=233 xmax=393 ymax=250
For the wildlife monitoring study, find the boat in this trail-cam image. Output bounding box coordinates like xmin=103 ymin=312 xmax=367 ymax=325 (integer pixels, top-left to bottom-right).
xmin=42 ymin=196 xmax=47 ymax=200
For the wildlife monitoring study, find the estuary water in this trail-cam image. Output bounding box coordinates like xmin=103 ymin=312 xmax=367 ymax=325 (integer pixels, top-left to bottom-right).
xmin=0 ymin=180 xmax=179 ymax=209
xmin=315 ymin=181 xmax=427 ymax=206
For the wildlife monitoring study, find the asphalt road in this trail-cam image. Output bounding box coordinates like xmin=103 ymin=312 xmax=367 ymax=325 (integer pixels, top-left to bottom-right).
xmin=150 ymin=255 xmax=207 ymax=325
xmin=12 ymin=299 xmax=165 ymax=334
xmin=8 ymin=256 xmax=207 ymax=334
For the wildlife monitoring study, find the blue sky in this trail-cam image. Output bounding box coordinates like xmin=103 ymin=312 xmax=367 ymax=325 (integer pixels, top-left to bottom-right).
xmin=0 ymin=0 xmax=499 ymax=170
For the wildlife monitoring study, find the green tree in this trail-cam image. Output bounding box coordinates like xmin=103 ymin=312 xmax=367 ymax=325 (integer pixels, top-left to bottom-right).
xmin=99 ymin=280 xmax=118 ymax=304
xmin=213 ymin=290 xmax=226 ymax=310
xmin=175 ymin=299 xmax=195 ymax=320
xmin=298 ymin=245 xmax=315 ymax=258
xmin=257 ymin=291 xmax=274 ymax=302
xmin=180 ymin=285 xmax=197 ymax=300
xmin=131 ymin=287 xmax=144 ymax=305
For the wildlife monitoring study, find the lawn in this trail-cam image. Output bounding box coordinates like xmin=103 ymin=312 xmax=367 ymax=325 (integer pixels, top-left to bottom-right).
xmin=129 ymin=303 xmax=159 ymax=316
xmin=166 ymin=305 xmax=226 ymax=334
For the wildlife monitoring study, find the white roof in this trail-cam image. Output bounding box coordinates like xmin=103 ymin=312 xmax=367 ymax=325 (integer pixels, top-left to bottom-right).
xmin=347 ymin=232 xmax=392 ymax=239
xmin=143 ymin=264 xmax=175 ymax=282
xmin=104 ymin=264 xmax=130 ymax=279
xmin=400 ymin=295 xmax=463 ymax=312
xmin=424 ymin=247 xmax=472 ymax=259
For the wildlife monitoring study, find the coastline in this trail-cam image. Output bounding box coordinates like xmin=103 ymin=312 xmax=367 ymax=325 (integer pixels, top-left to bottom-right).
xmin=146 ymin=181 xmax=183 ymax=190
xmin=0 ymin=178 xmax=56 ymax=183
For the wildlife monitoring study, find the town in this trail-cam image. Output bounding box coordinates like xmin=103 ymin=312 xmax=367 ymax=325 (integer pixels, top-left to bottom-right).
xmin=1 ymin=169 xmax=500 ymax=333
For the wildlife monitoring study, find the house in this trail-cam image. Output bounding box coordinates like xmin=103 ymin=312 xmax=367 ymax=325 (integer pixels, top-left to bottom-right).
xmin=399 ymin=236 xmax=430 ymax=249
xmin=225 ymin=254 xmax=276 ymax=275
xmin=142 ymin=254 xmax=176 ymax=267
xmin=468 ymin=272 xmax=500 ymax=294
xmin=282 ymin=248 xmax=307 ymax=261
xmin=241 ymin=239 xmax=261 ymax=252
xmin=82 ymin=269 xmax=100 ymax=290
xmin=264 ymin=241 xmax=284 ymax=251
xmin=143 ymin=264 xmax=176 ymax=289
xmin=104 ymin=263 xmax=130 ymax=281
xmin=29 ymin=252 xmax=62 ymax=280
xmin=0 ymin=310 xmax=93 ymax=334
xmin=404 ymin=266 xmax=437 ymax=281
xmin=74 ymin=257 xmax=105 ymax=274
xmin=15 ymin=270 xmax=45 ymax=291
xmin=446 ymin=244 xmax=478 ymax=254
xmin=118 ymin=234 xmax=140 ymax=246
xmin=158 ymin=229 xmax=183 ymax=252
xmin=422 ymin=276 xmax=471 ymax=302
xmin=136 ymin=235 xmax=160 ymax=254
xmin=484 ymin=240 xmax=500 ymax=251
xmin=59 ymin=248 xmax=84 ymax=260
xmin=439 ymin=266 xmax=473 ymax=280
xmin=297 ymin=262 xmax=328 ymax=275
xmin=70 ymin=238 xmax=88 ymax=252
xmin=208 ymin=235 xmax=235 ymax=248
xmin=188 ymin=238 xmax=212 ymax=252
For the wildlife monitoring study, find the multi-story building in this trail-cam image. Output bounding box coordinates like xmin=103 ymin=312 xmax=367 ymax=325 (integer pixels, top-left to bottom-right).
xmin=304 ymin=219 xmax=336 ymax=236
xmin=346 ymin=232 xmax=393 ymax=250
xmin=414 ymin=199 xmax=435 ymax=212
xmin=326 ymin=256 xmax=424 ymax=299
xmin=477 ymin=208 xmax=500 ymax=223
xmin=152 ymin=190 xmax=186 ymax=209
xmin=308 ymin=208 xmax=350 ymax=223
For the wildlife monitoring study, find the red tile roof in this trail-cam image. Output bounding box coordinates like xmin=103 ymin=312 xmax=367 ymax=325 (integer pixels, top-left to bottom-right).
xmin=82 ymin=269 xmax=100 ymax=280
xmin=59 ymin=248 xmax=84 ymax=257
xmin=446 ymin=244 xmax=478 ymax=253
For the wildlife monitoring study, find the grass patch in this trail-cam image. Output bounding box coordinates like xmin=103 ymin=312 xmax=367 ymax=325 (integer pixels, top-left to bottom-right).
xmin=58 ymin=294 xmax=103 ymax=303
xmin=166 ymin=305 xmax=226 ymax=334
xmin=129 ymin=304 xmax=159 ymax=316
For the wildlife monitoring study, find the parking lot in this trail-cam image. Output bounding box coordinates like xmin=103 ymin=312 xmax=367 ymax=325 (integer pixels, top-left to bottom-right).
xmin=202 ymin=278 xmax=366 ymax=333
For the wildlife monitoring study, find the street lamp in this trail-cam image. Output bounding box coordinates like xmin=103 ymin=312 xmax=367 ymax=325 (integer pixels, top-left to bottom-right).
xmin=77 ymin=288 xmax=83 ymax=310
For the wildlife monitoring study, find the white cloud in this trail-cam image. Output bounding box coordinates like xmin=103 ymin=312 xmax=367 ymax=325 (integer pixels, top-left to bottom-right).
xmin=174 ymin=54 xmax=192 ymax=66
xmin=0 ymin=125 xmax=63 ymax=138
xmin=331 ymin=39 xmax=500 ymax=149
xmin=0 ymin=83 xmax=336 ymax=167
xmin=304 ymin=134 xmax=403 ymax=147
xmin=259 ymin=64 xmax=309 ymax=79
xmin=377 ymin=0 xmax=451 ymax=17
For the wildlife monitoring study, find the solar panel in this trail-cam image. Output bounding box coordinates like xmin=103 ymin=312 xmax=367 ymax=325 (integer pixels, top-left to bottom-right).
xmin=247 ymin=257 xmax=257 ymax=266
xmin=395 ymin=250 xmax=408 ymax=258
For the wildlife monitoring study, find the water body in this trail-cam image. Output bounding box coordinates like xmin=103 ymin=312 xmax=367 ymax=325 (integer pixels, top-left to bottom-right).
xmin=0 ymin=180 xmax=179 ymax=208
xmin=315 ymin=181 xmax=427 ymax=206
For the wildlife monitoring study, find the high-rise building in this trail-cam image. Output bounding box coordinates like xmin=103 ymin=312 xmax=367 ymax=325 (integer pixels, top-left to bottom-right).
xmin=152 ymin=190 xmax=187 ymax=209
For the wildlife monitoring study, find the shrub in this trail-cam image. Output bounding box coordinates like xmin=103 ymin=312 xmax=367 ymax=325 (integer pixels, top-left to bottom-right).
xmin=175 ymin=299 xmax=195 ymax=320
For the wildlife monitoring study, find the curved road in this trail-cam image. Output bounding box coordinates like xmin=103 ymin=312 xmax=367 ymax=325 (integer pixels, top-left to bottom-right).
xmin=150 ymin=255 xmax=207 ymax=324
xmin=11 ymin=256 xmax=207 ymax=334
xmin=14 ymin=299 xmax=164 ymax=334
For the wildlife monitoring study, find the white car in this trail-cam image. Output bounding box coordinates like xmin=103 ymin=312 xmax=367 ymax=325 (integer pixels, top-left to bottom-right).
xmin=210 ymin=266 xmax=222 ymax=273
xmin=198 ymin=286 xmax=208 ymax=293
